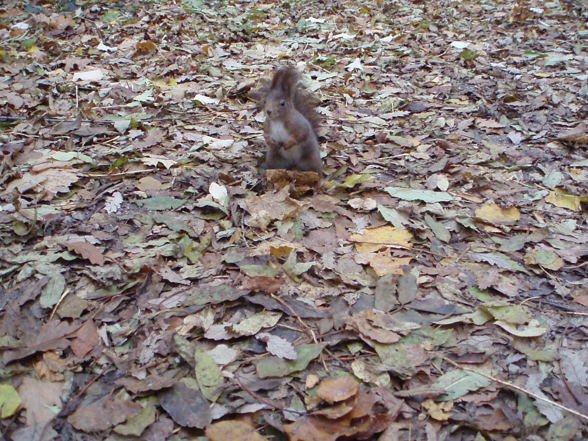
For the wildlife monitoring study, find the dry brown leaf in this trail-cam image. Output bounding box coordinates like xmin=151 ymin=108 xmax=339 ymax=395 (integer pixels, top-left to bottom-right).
xmin=241 ymin=276 xmax=282 ymax=294
xmin=134 ymin=40 xmax=158 ymax=56
xmin=556 ymin=122 xmax=588 ymax=145
xmin=317 ymin=376 xmax=359 ymax=404
xmin=245 ymin=185 xmax=307 ymax=229
xmin=70 ymin=319 xmax=100 ymax=358
xmin=66 ymin=241 xmax=106 ymax=266
xmin=68 ymin=396 xmax=142 ymax=433
xmin=206 ymin=420 xmax=268 ymax=441
xmin=366 ymin=254 xmax=412 ymax=276
xmin=18 ymin=377 xmax=63 ymax=425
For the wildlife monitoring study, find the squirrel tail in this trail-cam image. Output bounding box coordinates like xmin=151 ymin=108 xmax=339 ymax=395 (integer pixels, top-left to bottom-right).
xmin=271 ymin=66 xmax=320 ymax=135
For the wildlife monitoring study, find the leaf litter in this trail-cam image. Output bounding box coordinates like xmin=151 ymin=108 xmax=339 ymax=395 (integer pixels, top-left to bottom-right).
xmin=0 ymin=0 xmax=587 ymax=440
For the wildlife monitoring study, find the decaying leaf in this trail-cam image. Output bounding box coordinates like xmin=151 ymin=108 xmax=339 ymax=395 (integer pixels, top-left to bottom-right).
xmin=316 ymin=376 xmax=359 ymax=403
xmin=475 ymin=203 xmax=521 ymax=224
xmin=2 ymin=1 xmax=587 ymax=440
xmin=206 ymin=420 xmax=269 ymax=441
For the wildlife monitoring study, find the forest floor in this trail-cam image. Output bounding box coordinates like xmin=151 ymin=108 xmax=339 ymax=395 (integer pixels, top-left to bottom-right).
xmin=1 ymin=0 xmax=587 ymax=440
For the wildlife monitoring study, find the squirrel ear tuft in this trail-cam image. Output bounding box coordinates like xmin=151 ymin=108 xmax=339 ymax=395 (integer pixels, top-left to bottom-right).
xmin=271 ymin=66 xmax=300 ymax=94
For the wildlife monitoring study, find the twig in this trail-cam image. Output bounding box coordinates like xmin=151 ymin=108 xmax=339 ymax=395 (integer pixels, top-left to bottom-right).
xmin=270 ymin=293 xmax=319 ymax=345
xmin=79 ymin=169 xmax=158 ymax=178
xmin=234 ymin=372 xmax=306 ymax=415
xmin=434 ymin=352 xmax=588 ymax=422
xmin=49 ymin=288 xmax=71 ymax=321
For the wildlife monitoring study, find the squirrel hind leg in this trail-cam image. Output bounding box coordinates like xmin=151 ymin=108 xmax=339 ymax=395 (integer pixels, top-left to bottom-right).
xmin=263 ymin=149 xmax=291 ymax=170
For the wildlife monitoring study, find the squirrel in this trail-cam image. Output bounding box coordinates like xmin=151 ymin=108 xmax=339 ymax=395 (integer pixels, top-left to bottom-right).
xmin=259 ymin=66 xmax=322 ymax=173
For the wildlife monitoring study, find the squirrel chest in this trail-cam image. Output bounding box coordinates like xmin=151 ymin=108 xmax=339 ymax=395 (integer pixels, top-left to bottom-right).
xmin=267 ymin=120 xmax=291 ymax=146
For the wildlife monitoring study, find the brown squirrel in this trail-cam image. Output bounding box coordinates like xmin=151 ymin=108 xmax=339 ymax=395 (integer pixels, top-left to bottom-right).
xmin=260 ymin=66 xmax=322 ymax=173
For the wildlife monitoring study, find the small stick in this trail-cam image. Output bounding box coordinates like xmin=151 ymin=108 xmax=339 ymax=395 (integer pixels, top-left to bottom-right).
xmin=234 ymin=372 xmax=305 ymax=415
xmin=434 ymin=352 xmax=588 ymax=422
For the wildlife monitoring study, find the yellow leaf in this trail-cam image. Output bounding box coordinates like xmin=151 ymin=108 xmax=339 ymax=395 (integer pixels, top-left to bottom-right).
xmin=355 ymin=243 xmax=384 ymax=253
xmin=206 ymin=420 xmax=268 ymax=441
xmin=524 ymin=249 xmax=564 ymax=271
xmin=0 ymin=384 xmax=22 ymax=418
xmin=152 ymin=79 xmax=168 ymax=88
xmin=349 ymin=226 xmax=412 ymax=248
xmin=545 ymin=190 xmax=581 ymax=211
xmin=475 ymin=203 xmax=520 ymax=224
xmin=422 ymin=398 xmax=453 ymax=421
xmin=338 ymin=174 xmax=373 ymax=189
xmin=368 ymin=255 xmax=412 ymax=276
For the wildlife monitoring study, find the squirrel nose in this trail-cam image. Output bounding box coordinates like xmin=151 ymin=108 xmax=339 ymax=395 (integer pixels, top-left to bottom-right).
xmin=267 ymin=110 xmax=272 ymax=116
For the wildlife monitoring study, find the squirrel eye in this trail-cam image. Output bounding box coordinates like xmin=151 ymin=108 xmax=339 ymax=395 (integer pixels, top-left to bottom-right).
xmin=280 ymin=100 xmax=286 ymax=106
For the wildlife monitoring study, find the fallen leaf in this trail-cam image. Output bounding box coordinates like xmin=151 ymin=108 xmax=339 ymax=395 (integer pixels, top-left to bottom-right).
xmin=114 ymin=404 xmax=156 ymax=437
xmin=0 ymin=384 xmax=22 ymax=418
xmin=206 ymin=420 xmax=269 ymax=441
xmin=159 ymin=379 xmax=211 ymax=429
xmin=68 ymin=395 xmax=141 ymax=432
xmin=545 ymin=190 xmax=581 ymax=211
xmin=66 ymin=241 xmax=106 ymax=266
xmin=70 ymin=319 xmax=100 ymax=358
xmin=257 ymin=332 xmax=297 ymax=360
xmin=349 ymin=226 xmax=412 ymax=250
xmin=422 ymin=398 xmax=453 ymax=421
xmin=385 ymin=187 xmax=453 ymax=203
xmin=316 ymin=376 xmax=359 ymax=403
xmin=475 ymin=203 xmax=521 ymax=224
xmin=72 ymin=69 xmax=104 ymax=81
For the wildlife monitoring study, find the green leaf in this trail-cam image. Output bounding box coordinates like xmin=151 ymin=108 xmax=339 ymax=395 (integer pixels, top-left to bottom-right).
xmin=255 ymin=344 xmax=324 ymax=378
xmin=49 ymin=151 xmax=93 ymax=163
xmin=110 ymin=156 xmax=129 ymax=170
xmin=469 ymin=252 xmax=528 ymax=273
xmin=433 ymin=369 xmax=491 ymax=401
xmin=114 ymin=404 xmax=156 ymax=436
xmin=495 ymin=319 xmax=548 ymax=337
xmin=40 ymin=271 xmax=66 ymax=309
xmin=481 ymin=304 xmax=532 ymax=325
xmin=378 ymin=205 xmax=408 ymax=228
xmin=385 ymin=187 xmax=453 ymax=203
xmin=194 ymin=350 xmax=223 ymax=401
xmin=113 ymin=119 xmax=131 ymax=134
xmin=282 ymin=251 xmax=316 ymax=281
xmin=424 ymin=214 xmax=451 ymax=242
xmin=194 ymin=199 xmax=228 ymax=215
xmin=545 ymin=54 xmax=573 ymax=66
xmin=546 ymin=415 xmax=581 ymax=441
xmin=232 ymin=311 xmax=282 ymax=336
xmin=184 ymin=284 xmax=248 ymax=307
xmin=136 ymin=197 xmax=185 ymax=210
xmin=335 ymin=174 xmax=373 ymax=189
xmin=0 ymin=384 xmax=22 ymax=418
xmin=542 ymin=170 xmax=563 ymax=189
xmin=239 ymin=264 xmax=279 ymax=278
xmin=518 ymin=393 xmax=549 ymax=428
xmin=375 ymin=343 xmax=417 ymax=379
xmin=459 ymin=48 xmax=478 ymax=61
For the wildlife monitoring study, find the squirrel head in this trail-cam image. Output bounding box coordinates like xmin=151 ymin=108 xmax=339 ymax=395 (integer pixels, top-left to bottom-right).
xmin=263 ymin=67 xmax=300 ymax=120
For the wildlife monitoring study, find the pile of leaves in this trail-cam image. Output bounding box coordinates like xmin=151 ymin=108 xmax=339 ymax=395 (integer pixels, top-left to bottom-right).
xmin=1 ymin=0 xmax=587 ymax=440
